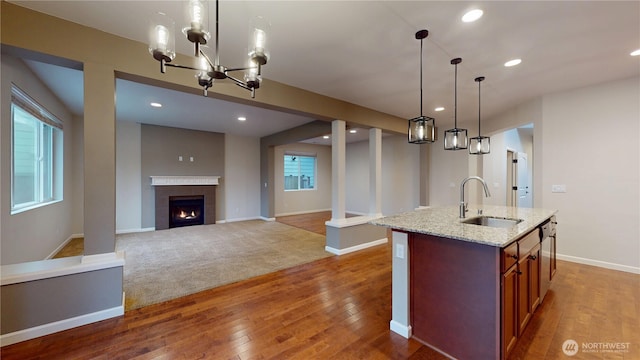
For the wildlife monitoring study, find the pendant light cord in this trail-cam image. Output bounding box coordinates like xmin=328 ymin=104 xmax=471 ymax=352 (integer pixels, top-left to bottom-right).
xmin=478 ymin=79 xmax=481 ymax=135
xmin=215 ymin=0 xmax=220 ymax=66
xmin=420 ymin=38 xmax=423 ymax=117
xmin=454 ymin=62 xmax=458 ymax=128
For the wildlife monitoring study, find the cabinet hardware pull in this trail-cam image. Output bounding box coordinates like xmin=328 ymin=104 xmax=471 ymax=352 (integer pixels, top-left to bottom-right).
xmin=516 ymin=270 xmax=523 ymax=275
xmin=511 ymin=254 xmax=518 ymax=259
xmin=529 ymin=254 xmax=537 ymax=260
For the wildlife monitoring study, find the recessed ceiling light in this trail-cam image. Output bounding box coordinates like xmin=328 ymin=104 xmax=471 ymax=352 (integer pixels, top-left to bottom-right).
xmin=237 ymin=116 xmax=246 ymax=121
xmin=462 ymin=9 xmax=483 ymax=23
xmin=504 ymin=59 xmax=522 ymax=67
xmin=435 ymin=107 xmax=445 ymax=112
xmin=349 ymin=129 xmax=357 ymax=134
xmin=150 ymin=102 xmax=162 ymax=108
xmin=631 ymin=49 xmax=640 ymax=56
xmin=323 ymin=135 xmax=330 ymax=139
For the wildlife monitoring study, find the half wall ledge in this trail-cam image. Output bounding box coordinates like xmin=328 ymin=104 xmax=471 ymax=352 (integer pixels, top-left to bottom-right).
xmin=325 ymin=215 xmax=388 ymax=255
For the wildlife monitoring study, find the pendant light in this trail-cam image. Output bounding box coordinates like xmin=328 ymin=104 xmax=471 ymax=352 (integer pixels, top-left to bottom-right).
xmin=444 ymin=58 xmax=468 ymax=150
xmin=469 ymin=76 xmax=490 ymax=155
xmin=408 ymin=29 xmax=436 ymax=144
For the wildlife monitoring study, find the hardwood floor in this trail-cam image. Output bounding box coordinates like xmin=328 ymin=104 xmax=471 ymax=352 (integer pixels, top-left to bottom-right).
xmin=276 ymin=211 xmax=356 ymax=236
xmin=2 ymin=213 xmax=638 ymax=359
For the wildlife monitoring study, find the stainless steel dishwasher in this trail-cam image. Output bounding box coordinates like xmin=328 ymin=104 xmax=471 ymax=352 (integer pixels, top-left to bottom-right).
xmin=539 ymin=216 xmax=557 ymax=301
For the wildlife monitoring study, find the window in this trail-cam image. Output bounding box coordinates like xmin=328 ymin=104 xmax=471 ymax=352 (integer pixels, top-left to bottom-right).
xmin=284 ymin=154 xmax=316 ymax=190
xmin=11 ymin=84 xmax=63 ymax=213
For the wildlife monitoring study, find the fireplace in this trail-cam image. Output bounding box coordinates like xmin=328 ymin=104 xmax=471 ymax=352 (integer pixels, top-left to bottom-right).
xmin=169 ymin=196 xmax=204 ymax=228
xmin=151 ymin=176 xmax=219 ymax=230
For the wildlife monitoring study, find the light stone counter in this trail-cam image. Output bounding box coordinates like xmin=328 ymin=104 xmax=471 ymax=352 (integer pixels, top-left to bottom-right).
xmin=370 ymin=205 xmax=557 ymax=247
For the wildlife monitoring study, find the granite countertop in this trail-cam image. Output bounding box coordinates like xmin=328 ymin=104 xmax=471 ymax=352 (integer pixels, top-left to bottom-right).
xmin=370 ymin=205 xmax=557 ymax=247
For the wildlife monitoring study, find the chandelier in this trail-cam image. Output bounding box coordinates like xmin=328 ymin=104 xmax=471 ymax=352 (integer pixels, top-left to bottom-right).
xmin=148 ymin=0 xmax=269 ymax=98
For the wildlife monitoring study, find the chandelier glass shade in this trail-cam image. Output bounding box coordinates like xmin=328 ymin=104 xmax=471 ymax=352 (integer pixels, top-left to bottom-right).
xmin=469 ymin=76 xmax=491 ymax=155
xmin=444 ymin=57 xmax=468 ymax=150
xmin=148 ymin=0 xmax=269 ymax=98
xmin=408 ymin=29 xmax=436 ymax=144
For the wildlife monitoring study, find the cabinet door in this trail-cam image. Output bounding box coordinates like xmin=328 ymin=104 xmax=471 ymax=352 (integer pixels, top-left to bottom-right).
xmin=529 ymin=243 xmax=541 ymax=314
xmin=517 ymin=256 xmax=531 ymax=335
xmin=502 ymin=265 xmax=518 ymax=358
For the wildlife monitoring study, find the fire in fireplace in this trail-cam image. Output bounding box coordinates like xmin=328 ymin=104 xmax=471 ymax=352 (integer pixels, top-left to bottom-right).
xmin=169 ymin=196 xmax=205 ymax=228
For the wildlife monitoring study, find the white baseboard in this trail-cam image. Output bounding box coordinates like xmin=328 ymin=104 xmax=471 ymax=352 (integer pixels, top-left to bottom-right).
xmin=0 ymin=292 xmax=125 ymax=347
xmin=275 ymin=208 xmax=331 ymax=217
xmin=116 ymin=227 xmax=154 ymax=235
xmin=325 ymin=238 xmax=388 ymax=256
xmin=389 ymin=320 xmax=412 ymax=338
xmin=557 ymin=253 xmax=640 ymax=274
xmin=220 ymin=216 xmax=262 ymax=223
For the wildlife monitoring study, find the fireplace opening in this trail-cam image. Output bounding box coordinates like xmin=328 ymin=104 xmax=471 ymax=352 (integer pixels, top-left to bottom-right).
xmin=169 ymin=196 xmax=205 ymax=228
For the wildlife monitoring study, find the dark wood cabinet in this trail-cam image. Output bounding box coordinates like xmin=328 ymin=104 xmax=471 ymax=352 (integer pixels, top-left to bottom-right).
xmin=501 ymin=228 xmax=544 ymax=358
xmin=502 ymin=264 xmax=518 ymax=356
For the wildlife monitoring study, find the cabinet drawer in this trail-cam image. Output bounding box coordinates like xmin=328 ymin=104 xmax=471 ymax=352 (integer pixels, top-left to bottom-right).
xmin=518 ymin=228 xmax=540 ymax=258
xmin=502 ymin=241 xmax=518 ymax=272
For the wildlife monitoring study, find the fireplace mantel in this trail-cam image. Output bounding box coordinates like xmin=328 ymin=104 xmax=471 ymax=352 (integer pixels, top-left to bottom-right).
xmin=150 ymin=176 xmax=220 ymax=186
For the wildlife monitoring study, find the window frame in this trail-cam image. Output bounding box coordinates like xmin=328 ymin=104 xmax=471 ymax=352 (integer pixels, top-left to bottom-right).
xmin=10 ymin=84 xmax=64 ymax=214
xmin=283 ymin=153 xmax=317 ymax=191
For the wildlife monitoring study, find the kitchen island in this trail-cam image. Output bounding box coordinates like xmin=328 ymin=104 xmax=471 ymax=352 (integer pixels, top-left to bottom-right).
xmin=371 ymin=205 xmax=557 ymax=360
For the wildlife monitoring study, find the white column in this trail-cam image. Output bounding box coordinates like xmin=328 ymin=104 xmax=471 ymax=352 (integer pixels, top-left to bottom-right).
xmin=331 ymin=120 xmax=346 ymax=221
xmin=369 ymin=128 xmax=382 ymax=217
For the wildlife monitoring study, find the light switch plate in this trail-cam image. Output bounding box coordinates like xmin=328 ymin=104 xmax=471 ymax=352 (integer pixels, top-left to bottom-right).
xmin=396 ymin=244 xmax=405 ymax=259
xmin=551 ymin=184 xmax=567 ymax=193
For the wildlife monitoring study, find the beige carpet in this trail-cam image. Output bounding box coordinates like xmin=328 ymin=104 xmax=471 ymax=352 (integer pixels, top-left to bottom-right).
xmin=116 ymin=220 xmax=332 ymax=310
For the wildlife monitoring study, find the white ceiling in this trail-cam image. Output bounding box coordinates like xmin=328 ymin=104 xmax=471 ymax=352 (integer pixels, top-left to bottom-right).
xmin=9 ymin=1 xmax=640 ymax=143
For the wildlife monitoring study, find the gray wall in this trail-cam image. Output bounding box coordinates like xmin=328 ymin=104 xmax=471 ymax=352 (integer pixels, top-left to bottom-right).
xmin=1 ymin=54 xmax=77 ymax=265
xmin=116 ymin=121 xmax=142 ymax=231
xmin=140 ymin=124 xmax=225 ymax=228
xmin=345 ymin=134 xmax=421 ymax=215
xmin=224 ymin=134 xmax=261 ymax=222
xmin=274 ymin=142 xmax=332 ymax=216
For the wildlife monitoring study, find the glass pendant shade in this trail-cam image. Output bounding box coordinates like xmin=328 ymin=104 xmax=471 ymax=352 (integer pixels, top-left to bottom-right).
xmin=444 ymin=128 xmax=468 ymax=150
xmin=149 ymin=12 xmax=176 ymax=62
xmin=444 ymin=57 xmax=468 ymax=150
xmin=183 ymin=0 xmax=210 ymax=49
xmin=244 ymin=58 xmax=261 ymax=89
xmin=469 ymin=136 xmax=490 ymax=154
xmin=408 ymin=116 xmax=436 ymax=144
xmin=248 ymin=16 xmax=270 ymax=66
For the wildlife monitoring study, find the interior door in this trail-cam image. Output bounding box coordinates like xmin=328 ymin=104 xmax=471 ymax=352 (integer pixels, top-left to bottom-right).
xmin=517 ymin=153 xmax=532 ymax=207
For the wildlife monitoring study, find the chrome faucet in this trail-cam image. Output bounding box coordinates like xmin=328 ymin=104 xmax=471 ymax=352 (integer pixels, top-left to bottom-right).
xmin=460 ymin=176 xmax=491 ymax=218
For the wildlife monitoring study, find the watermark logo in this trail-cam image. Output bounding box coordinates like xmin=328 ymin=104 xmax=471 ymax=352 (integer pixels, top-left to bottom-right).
xmin=562 ymin=339 xmax=579 ymax=356
xmin=562 ymin=339 xmax=632 ymax=356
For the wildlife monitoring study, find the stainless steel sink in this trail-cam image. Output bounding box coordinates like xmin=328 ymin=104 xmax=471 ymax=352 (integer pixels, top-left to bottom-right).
xmin=461 ymin=216 xmax=523 ymax=228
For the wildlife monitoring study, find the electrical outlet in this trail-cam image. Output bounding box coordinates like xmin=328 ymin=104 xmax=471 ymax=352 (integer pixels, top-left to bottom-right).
xmin=178 ymin=156 xmax=183 ymax=161
xmin=396 ymin=244 xmax=405 ymax=259
xmin=551 ymin=184 xmax=567 ymax=193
